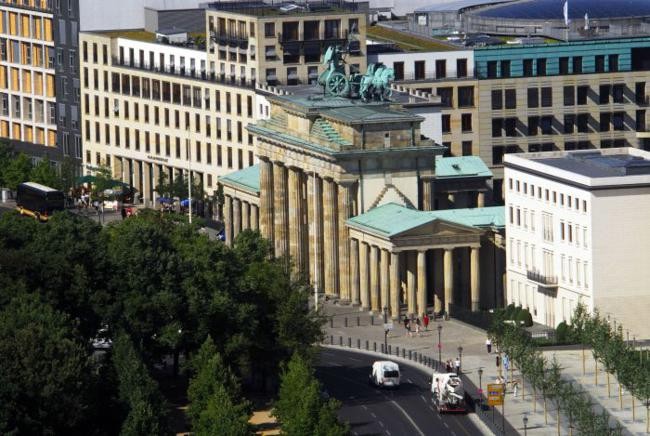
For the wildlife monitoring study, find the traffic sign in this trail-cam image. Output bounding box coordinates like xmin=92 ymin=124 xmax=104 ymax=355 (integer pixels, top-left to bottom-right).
xmin=487 ymin=383 xmax=505 ymax=406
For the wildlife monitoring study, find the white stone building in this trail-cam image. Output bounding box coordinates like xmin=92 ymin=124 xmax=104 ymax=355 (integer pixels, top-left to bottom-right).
xmin=504 ymin=148 xmax=650 ymax=339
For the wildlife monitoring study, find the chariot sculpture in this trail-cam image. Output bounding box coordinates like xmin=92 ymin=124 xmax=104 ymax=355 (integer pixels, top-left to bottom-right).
xmin=317 ymin=42 xmax=394 ymax=102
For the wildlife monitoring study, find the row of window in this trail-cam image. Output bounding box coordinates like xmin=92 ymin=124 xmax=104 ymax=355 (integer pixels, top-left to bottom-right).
xmin=441 ymin=113 xmax=473 ymax=134
xmin=1 ymin=38 xmax=54 ymax=68
xmin=485 ymin=54 xmax=620 ymax=79
xmin=0 ymin=92 xmax=55 ymax=123
xmin=393 ymin=58 xmax=470 ymax=81
xmin=0 ymin=65 xmax=55 ymax=96
xmin=0 ymin=118 xmax=55 ymax=144
xmin=0 ymin=10 xmax=53 ymax=42
xmin=508 ymin=179 xmax=588 ymax=213
xmin=492 ymin=139 xmax=632 ymax=164
xmin=559 ymin=254 xmax=590 ymax=289
xmin=559 ymin=221 xmax=589 ymax=249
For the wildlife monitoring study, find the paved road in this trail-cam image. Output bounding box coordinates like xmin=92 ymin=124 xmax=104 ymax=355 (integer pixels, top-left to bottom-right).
xmin=316 ymin=348 xmax=484 ymax=436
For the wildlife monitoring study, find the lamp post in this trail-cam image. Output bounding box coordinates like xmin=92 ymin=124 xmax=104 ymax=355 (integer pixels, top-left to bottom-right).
xmin=458 ymin=345 xmax=464 ymax=373
xmin=478 ymin=367 xmax=484 ymax=401
xmin=312 ymin=171 xmax=319 ymax=311
xmin=523 ymin=415 xmax=529 ymax=436
xmin=437 ymin=325 xmax=443 ymax=367
xmin=383 ymin=306 xmax=389 ymax=353
xmin=186 ymin=129 xmax=192 ymax=225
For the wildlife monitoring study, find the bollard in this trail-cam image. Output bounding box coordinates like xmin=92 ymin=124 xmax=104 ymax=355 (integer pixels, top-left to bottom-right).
xmin=357 ymin=316 xmax=360 ymax=327
xmin=330 ymin=317 xmax=333 ymax=328
xmin=329 ymin=335 xmax=333 ymax=344
xmin=409 ymin=350 xmax=412 ymax=360
xmin=370 ymin=315 xmax=374 ymax=326
xmin=396 ymin=346 xmax=399 ymax=356
xmin=347 ymin=337 xmax=351 ymax=347
xmin=339 ymin=336 xmax=343 ymax=346
xmin=402 ymin=348 xmax=406 ymax=358
xmin=344 ymin=317 xmax=348 ymax=328
xmin=365 ymin=340 xmax=369 ymax=350
xmin=381 ymin=343 xmax=385 ymax=354
xmin=388 ymin=345 xmax=392 ymax=355
xmin=357 ymin=338 xmax=361 ymax=349
xmin=373 ymin=342 xmax=377 ymax=352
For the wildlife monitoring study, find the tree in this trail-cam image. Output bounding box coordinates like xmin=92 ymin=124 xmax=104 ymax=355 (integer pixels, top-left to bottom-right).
xmin=155 ymin=171 xmax=172 ymax=198
xmin=274 ymin=352 xmax=347 ymax=436
xmin=3 ymin=152 xmax=31 ymax=191
xmin=0 ymin=294 xmax=90 ymax=435
xmin=30 ymin=155 xmax=62 ymax=189
xmin=187 ymin=337 xmax=251 ymax=436
xmin=0 ymin=139 xmax=12 ymax=186
xmin=113 ymin=334 xmax=170 ymax=436
xmin=92 ymin=165 xmax=116 ymax=202
xmin=59 ymin=156 xmax=78 ymax=193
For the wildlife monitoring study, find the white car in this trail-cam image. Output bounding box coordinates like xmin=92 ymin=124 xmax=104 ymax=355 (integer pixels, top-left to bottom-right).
xmin=369 ymin=361 xmax=401 ymax=388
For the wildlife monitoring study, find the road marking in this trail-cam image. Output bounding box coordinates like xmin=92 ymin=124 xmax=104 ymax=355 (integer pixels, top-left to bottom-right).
xmin=347 ymin=357 xmax=362 ymax=362
xmin=443 ymin=422 xmax=449 ymax=428
xmin=407 ymin=378 xmax=413 ymax=383
xmin=389 ymin=400 xmax=426 ymax=436
xmin=451 ymin=432 xmax=457 ymax=436
xmin=452 ymin=415 xmax=473 ymax=436
xmin=378 ymin=421 xmax=384 ymax=428
xmin=420 ymin=395 xmax=427 ymax=402
xmin=386 ymin=431 xmax=391 ymax=436
xmin=361 ymin=405 xmax=368 ymax=410
xmin=370 ymin=412 xmax=377 ymax=418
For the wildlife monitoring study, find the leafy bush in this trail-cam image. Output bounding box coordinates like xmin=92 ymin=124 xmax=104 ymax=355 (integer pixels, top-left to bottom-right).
xmin=517 ymin=309 xmax=533 ymax=327
xmin=556 ymin=321 xmax=570 ymax=343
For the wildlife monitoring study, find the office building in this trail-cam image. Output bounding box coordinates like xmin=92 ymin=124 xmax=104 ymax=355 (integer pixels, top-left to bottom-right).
xmin=505 ymin=148 xmax=650 ymax=338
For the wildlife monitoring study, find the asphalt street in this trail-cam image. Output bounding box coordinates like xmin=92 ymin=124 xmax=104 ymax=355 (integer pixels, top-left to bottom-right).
xmin=316 ymin=348 xmax=485 ymax=436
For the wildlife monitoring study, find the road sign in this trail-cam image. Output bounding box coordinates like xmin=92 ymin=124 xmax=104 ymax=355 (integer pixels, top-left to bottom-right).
xmin=487 ymin=383 xmax=504 ymax=406
xmin=383 ymin=322 xmax=393 ymax=331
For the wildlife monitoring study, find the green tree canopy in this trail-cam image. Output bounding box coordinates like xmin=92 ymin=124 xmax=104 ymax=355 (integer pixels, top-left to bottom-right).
xmin=3 ymin=152 xmax=31 ymax=191
xmin=0 ymin=294 xmax=90 ymax=435
xmin=30 ymin=156 xmax=62 ymax=190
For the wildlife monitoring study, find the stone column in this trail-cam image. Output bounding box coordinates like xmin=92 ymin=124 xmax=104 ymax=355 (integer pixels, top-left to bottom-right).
xmin=122 ymin=158 xmax=131 ymax=185
xmin=152 ymin=164 xmax=160 ymax=203
xmin=323 ymin=178 xmax=339 ymax=296
xmin=350 ymin=238 xmax=360 ymax=306
xmin=338 ymin=181 xmax=354 ymax=303
xmin=224 ymin=195 xmax=233 ymax=247
xmin=407 ymin=251 xmax=416 ymax=316
xmin=233 ymin=198 xmax=241 ymax=241
xmin=380 ymin=249 xmax=389 ymax=313
xmin=417 ymin=250 xmax=427 ymax=317
xmin=259 ymin=157 xmax=274 ymax=242
xmin=422 ymin=178 xmax=433 ymax=211
xmin=477 ymin=192 xmax=485 ymax=208
xmin=142 ymin=162 xmax=151 ymax=207
xmin=471 ymin=246 xmax=481 ymax=311
xmin=113 ymin=156 xmax=123 ymax=182
xmin=307 ymin=174 xmax=324 ymax=289
xmin=288 ymin=167 xmax=304 ymax=275
xmin=390 ymin=252 xmax=400 ymax=319
xmin=444 ymin=248 xmax=454 ymax=314
xmin=370 ymin=245 xmax=379 ymax=311
xmin=133 ymin=160 xmax=142 ymax=203
xmin=273 ymin=162 xmax=288 ymax=257
xmin=433 ymin=249 xmax=442 ymax=313
xmin=250 ymin=204 xmax=259 ymax=231
xmin=359 ymin=241 xmax=369 ymax=310
xmin=242 ymin=201 xmax=250 ymax=231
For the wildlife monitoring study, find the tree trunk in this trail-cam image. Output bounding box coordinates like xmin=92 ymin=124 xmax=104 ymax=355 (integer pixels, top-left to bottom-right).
xmin=533 ymin=387 xmax=537 ymax=412
xmin=544 ymin=394 xmax=548 ymax=425
xmin=557 ymin=407 xmax=561 ymax=436
xmin=619 ymin=383 xmax=623 ymax=410
xmin=607 ymin=371 xmax=611 ymax=397
xmin=594 ymin=358 xmax=598 ymax=385
xmin=632 ymin=395 xmax=636 ymax=421
xmin=582 ymin=346 xmax=586 ymax=376
xmin=522 ymin=377 xmax=525 ymax=400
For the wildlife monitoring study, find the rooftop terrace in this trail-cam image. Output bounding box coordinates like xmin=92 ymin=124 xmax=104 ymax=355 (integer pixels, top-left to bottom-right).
xmin=367 ymin=25 xmax=456 ymax=52
xmin=206 ymin=0 xmax=364 ymax=17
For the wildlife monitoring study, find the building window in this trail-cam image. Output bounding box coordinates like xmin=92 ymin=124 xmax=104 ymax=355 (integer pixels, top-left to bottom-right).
xmin=536 ymin=58 xmax=546 ymax=76
xmin=541 ymin=87 xmax=552 ymax=107
xmin=636 ymin=109 xmax=646 ymax=131
xmin=540 ymin=116 xmax=553 ymax=135
xmin=505 ymin=89 xmax=516 ymax=109
xmin=564 ymin=114 xmax=575 ymax=133
xmin=523 ymin=59 xmax=533 ymax=77
xmin=492 ymin=118 xmax=503 ymax=137
xmin=577 ymin=86 xmax=589 ymax=105
xmin=572 ymin=56 xmax=582 ymax=74
xmin=612 ymin=112 xmax=625 ymax=130
xmin=528 ymin=116 xmax=539 ymax=136
xmin=457 ymin=58 xmax=468 ymax=78
xmin=393 ymin=62 xmax=404 ymax=80
xmin=527 ymin=88 xmax=539 ymax=108
xmin=441 ymin=114 xmax=451 ymax=133
xmin=487 ymin=61 xmax=497 ymax=78
xmin=599 ymin=84 xmax=610 ymax=104
xmin=461 ymin=113 xmax=472 ymax=132
xmin=612 ymin=84 xmax=624 ymax=103
xmin=563 ymin=86 xmax=575 ymax=106
xmin=501 ymin=60 xmax=510 ymax=78
xmin=435 ymin=59 xmax=446 ymax=79
xmin=577 ymin=114 xmax=589 ymax=133
xmin=609 ymin=54 xmax=619 ymax=72
xmin=504 ymin=118 xmax=517 ymax=137
xmin=458 ymin=86 xmax=474 ymax=107
xmin=437 ymin=87 xmax=453 ymax=107
xmin=462 ymin=141 xmax=472 ymax=156
xmin=595 ymin=55 xmax=605 ymax=72
xmin=491 ymin=89 xmax=503 ymax=110
xmin=264 ymin=22 xmax=275 ymax=38
xmin=635 ymin=82 xmax=646 ymax=104
xmin=600 ymin=112 xmax=611 ymax=132
xmin=559 ymin=57 xmax=569 ymax=74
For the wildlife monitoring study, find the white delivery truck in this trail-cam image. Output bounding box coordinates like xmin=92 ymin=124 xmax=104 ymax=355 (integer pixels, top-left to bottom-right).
xmin=369 ymin=361 xmax=401 ymax=388
xmin=430 ymin=372 xmax=466 ymax=412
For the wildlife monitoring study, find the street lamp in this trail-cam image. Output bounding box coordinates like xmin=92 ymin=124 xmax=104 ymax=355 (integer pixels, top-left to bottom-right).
xmin=523 ymin=415 xmax=529 ymax=436
xmin=383 ymin=306 xmax=389 ymax=353
xmin=458 ymin=345 xmax=464 ymax=373
xmin=437 ymin=325 xmax=443 ymax=366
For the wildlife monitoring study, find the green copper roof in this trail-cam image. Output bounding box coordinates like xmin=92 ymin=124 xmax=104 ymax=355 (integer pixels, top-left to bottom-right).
xmin=218 ymin=164 xmax=260 ymax=193
xmin=347 ymin=202 xmax=505 ymax=237
xmin=436 ymin=156 xmax=493 ymax=179
xmin=320 ymin=106 xmax=423 ymax=125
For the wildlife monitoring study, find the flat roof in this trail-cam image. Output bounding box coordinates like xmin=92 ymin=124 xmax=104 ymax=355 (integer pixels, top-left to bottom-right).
xmin=436 ymin=156 xmax=492 ymax=179
xmin=218 ymin=164 xmax=260 ymax=193
xmin=367 ymin=25 xmax=456 ymax=52
xmin=205 ymin=0 xmax=364 ymax=17
xmin=415 ymin=0 xmax=513 ymax=13
xmin=505 ymin=148 xmax=650 ymax=190
xmin=347 ymin=202 xmax=504 ymax=237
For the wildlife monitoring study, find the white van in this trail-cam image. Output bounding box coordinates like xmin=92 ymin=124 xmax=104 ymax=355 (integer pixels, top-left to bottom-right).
xmin=369 ymin=361 xmax=401 ymax=388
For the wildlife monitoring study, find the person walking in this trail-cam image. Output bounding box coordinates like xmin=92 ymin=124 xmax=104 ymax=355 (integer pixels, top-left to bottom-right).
xmin=415 ymin=317 xmax=421 ymax=337
xmin=454 ymin=357 xmax=461 ymax=374
xmin=486 ymin=337 xmax=492 ymax=353
xmin=423 ymin=313 xmax=430 ymax=331
xmin=446 ymin=360 xmax=452 ymax=372
xmin=403 ymin=315 xmax=410 ymax=336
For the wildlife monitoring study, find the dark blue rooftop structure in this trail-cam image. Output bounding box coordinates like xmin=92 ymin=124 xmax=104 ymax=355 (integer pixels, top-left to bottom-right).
xmin=475 ymin=0 xmax=650 ymax=19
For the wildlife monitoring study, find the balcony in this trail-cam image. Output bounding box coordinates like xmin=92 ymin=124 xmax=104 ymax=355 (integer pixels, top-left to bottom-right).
xmin=278 ymin=29 xmax=350 ymax=45
xmin=210 ymin=32 xmax=248 ymax=50
xmin=527 ymin=270 xmax=558 ymax=291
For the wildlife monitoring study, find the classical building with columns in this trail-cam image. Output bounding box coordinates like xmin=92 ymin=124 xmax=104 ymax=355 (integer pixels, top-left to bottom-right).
xmin=219 ymin=87 xmax=506 ymax=319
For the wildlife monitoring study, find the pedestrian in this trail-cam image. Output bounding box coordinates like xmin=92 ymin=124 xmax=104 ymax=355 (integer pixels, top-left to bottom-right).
xmin=513 ymin=380 xmax=519 ymax=397
xmin=486 ymin=337 xmax=492 ymax=354
xmin=445 ymin=360 xmax=452 ymax=372
xmin=454 ymin=357 xmax=461 ymax=374
xmin=415 ymin=317 xmax=420 ymax=337
xmin=403 ymin=315 xmax=409 ymax=336
xmin=121 ymin=207 xmax=127 ymax=220
xmin=423 ymin=313 xmax=430 ymax=331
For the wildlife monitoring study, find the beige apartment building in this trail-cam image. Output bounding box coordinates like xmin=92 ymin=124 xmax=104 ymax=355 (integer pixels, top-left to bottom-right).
xmin=80 ymin=30 xmax=257 ymax=206
xmin=0 ymin=0 xmax=57 ymax=151
xmin=206 ymin=1 xmax=367 ymax=86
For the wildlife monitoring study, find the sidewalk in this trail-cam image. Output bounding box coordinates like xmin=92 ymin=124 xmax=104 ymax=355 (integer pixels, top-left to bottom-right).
xmin=321 ymin=301 xmax=639 ymax=436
